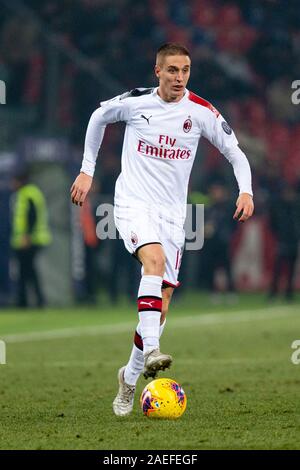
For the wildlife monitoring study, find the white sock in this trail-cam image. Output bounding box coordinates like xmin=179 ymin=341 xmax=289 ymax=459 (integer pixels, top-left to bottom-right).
xmin=138 ymin=275 xmax=162 ymax=355
xmin=124 ymin=319 xmax=167 ymax=386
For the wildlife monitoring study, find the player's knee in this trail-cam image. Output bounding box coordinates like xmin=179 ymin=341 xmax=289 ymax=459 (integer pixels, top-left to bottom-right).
xmin=144 ymin=254 xmax=166 ymax=277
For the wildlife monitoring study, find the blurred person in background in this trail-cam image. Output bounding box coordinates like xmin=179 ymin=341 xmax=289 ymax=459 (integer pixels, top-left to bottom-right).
xmin=202 ymin=180 xmax=237 ymax=303
xmin=70 ymin=42 xmax=254 ymax=417
xmin=79 ymin=191 xmax=99 ymax=305
xmin=10 ymin=169 xmax=52 ymax=308
xmin=268 ymin=183 xmax=300 ymax=302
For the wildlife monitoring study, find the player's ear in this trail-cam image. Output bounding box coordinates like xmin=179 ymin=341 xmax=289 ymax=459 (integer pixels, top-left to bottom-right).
xmin=154 ymin=64 xmax=160 ymax=78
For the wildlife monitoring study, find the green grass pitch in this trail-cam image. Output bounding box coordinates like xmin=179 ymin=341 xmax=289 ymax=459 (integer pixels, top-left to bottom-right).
xmin=1 ymin=293 xmax=300 ymax=450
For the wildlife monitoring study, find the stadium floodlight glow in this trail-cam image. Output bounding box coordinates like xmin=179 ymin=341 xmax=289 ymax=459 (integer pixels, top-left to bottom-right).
xmin=0 ymin=80 xmax=6 ymax=104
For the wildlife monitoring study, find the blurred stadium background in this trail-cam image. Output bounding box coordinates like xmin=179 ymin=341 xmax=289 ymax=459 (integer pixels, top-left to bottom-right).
xmin=1 ymin=0 xmax=300 ymax=452
xmin=0 ymin=0 xmax=299 ymax=308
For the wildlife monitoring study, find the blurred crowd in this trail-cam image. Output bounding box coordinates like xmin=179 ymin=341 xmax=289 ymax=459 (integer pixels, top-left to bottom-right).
xmin=1 ymin=0 xmax=300 ymax=177
xmin=0 ymin=0 xmax=300 ymax=304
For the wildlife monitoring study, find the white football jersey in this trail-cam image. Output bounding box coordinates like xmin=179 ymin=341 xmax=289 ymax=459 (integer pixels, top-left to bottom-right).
xmin=81 ymin=87 xmax=252 ymax=221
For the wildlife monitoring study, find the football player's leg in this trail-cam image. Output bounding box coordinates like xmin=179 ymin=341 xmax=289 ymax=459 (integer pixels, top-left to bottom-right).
xmin=121 ymin=323 xmax=166 ymax=405
xmin=113 ymin=244 xmax=169 ymax=415
xmin=123 ymin=288 xmax=173 ymax=389
xmin=113 ymin=212 xmax=162 ymax=413
xmin=136 ymin=243 xmax=165 ymax=354
xmin=136 ymin=244 xmax=173 ymax=378
xmin=161 ymin=285 xmax=174 ymax=324
xmin=113 ymin=255 xmax=177 ymax=414
xmin=114 ymin=312 xmax=171 ymax=417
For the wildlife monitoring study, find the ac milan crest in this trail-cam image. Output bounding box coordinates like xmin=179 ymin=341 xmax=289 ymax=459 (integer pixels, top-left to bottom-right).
xmin=131 ymin=231 xmax=138 ymax=246
xmin=183 ymin=117 xmax=192 ymax=133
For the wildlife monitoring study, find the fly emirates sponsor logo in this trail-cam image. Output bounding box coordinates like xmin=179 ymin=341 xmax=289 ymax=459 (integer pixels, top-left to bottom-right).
xmin=137 ymin=134 xmax=192 ymax=160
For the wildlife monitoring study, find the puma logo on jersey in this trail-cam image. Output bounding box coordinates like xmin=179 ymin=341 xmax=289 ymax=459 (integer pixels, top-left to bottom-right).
xmin=140 ymin=301 xmax=155 ymax=307
xmin=141 ymin=114 xmax=152 ymax=124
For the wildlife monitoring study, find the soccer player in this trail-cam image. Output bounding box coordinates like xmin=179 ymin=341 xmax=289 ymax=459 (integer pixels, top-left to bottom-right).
xmin=70 ymin=43 xmax=254 ymax=416
xmin=11 ymin=169 xmax=52 ymax=308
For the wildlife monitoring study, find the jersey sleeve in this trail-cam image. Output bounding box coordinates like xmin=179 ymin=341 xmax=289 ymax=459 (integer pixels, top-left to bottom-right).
xmin=201 ymin=110 xmax=253 ymax=196
xmin=80 ymin=94 xmax=132 ymax=177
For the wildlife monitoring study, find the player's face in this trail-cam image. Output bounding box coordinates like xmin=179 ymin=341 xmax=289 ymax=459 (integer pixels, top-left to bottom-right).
xmin=155 ymin=55 xmax=191 ymax=102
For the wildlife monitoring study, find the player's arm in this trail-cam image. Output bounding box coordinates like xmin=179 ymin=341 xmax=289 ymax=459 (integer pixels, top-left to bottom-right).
xmin=70 ymin=95 xmax=131 ymax=206
xmin=201 ymin=111 xmax=254 ymax=222
xmin=70 ymin=106 xmax=105 ymax=206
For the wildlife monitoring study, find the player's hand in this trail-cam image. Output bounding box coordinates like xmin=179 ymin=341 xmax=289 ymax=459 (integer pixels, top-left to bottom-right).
xmin=233 ymin=193 xmax=254 ymax=222
xmin=70 ymin=172 xmax=92 ymax=206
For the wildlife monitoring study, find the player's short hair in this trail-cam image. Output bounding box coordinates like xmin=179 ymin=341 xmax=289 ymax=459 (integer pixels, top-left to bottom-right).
xmin=156 ymin=43 xmax=191 ymax=66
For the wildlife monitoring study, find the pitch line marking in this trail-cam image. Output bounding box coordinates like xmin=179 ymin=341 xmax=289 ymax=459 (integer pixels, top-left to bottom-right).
xmin=2 ymin=306 xmax=297 ymax=344
xmin=6 ymin=356 xmax=284 ymax=368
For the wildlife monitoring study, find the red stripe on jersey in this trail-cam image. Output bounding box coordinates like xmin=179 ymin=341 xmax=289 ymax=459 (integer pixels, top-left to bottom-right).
xmin=188 ymin=91 xmax=220 ymax=117
xmin=138 ymin=297 xmax=162 ymax=311
xmin=134 ymin=331 xmax=143 ymax=351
